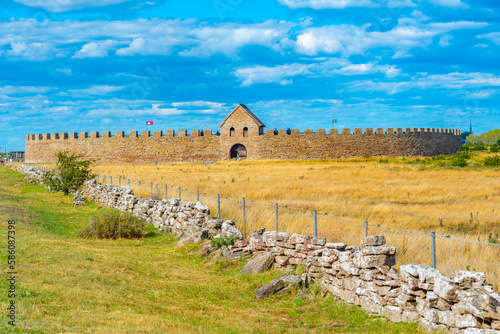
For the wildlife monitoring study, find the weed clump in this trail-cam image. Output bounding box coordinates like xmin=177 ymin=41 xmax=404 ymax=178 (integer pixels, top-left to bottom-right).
xmin=483 ymin=155 xmax=500 ymax=167
xmin=80 ymin=209 xmax=145 ymax=239
xmin=210 ymin=234 xmax=235 ymax=248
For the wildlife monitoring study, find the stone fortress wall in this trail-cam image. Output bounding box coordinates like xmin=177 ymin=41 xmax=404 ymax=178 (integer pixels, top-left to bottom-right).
xmin=25 ymin=104 xmax=463 ymax=163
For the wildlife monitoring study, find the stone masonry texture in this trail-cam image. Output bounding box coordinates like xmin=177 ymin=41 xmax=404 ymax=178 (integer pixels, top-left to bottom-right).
xmin=25 ymin=104 xmax=463 ymax=163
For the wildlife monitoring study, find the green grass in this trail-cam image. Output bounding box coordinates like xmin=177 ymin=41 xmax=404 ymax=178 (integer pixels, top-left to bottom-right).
xmin=0 ymin=167 xmax=425 ymax=333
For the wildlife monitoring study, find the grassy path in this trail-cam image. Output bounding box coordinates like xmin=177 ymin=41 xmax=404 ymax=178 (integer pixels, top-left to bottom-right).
xmin=0 ymin=167 xmax=425 ymax=333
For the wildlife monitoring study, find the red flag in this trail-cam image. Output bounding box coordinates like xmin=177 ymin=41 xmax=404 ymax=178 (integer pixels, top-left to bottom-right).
xmin=146 ymin=121 xmax=153 ymax=125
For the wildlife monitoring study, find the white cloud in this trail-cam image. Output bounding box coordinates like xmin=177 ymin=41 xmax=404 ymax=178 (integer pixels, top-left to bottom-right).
xmin=439 ymin=34 xmax=453 ymax=46
xmin=478 ymin=32 xmax=500 ymax=45
xmin=235 ymin=63 xmax=312 ymax=86
xmin=171 ymin=101 xmax=225 ymax=109
xmin=68 ymin=85 xmax=126 ymax=97
xmin=0 ymin=19 xmax=292 ymax=59
xmin=13 ymin=0 xmax=130 ymax=12
xmin=116 ymin=38 xmax=171 ymax=56
xmin=277 ymin=0 xmax=415 ymax=9
xmin=73 ymin=41 xmax=115 ymax=58
xmin=392 ymin=50 xmax=412 ymax=58
xmin=350 ymin=72 xmax=500 ymax=94
xmin=465 ymin=89 xmax=497 ymax=99
xmin=427 ymin=0 xmax=468 ymax=9
xmin=6 ymin=42 xmax=55 ymax=61
xmin=474 ymin=43 xmax=489 ymax=48
xmin=292 ymin=20 xmax=486 ymax=56
xmin=180 ymin=21 xmax=295 ymax=57
xmin=0 ymin=17 xmax=485 ymax=63
xmin=144 ymin=104 xmax=222 ymax=116
xmin=295 ymin=31 xmax=344 ymax=56
xmin=0 ymin=86 xmax=52 ymax=95
xmin=235 ymin=59 xmax=401 ymax=86
xmin=55 ymin=68 xmax=72 ymax=75
xmin=149 ymin=104 xmax=185 ymax=116
xmin=278 ymin=0 xmax=467 ymax=9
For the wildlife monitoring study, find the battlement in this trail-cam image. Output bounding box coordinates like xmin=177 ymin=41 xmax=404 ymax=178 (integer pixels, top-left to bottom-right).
xmin=264 ymin=128 xmax=461 ymax=136
xmin=26 ymin=127 xmax=461 ymax=142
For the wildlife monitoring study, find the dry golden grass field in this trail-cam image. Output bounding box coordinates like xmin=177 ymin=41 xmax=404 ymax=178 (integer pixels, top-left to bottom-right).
xmin=31 ymin=153 xmax=500 ymax=285
xmin=87 ymin=155 xmax=500 ymax=285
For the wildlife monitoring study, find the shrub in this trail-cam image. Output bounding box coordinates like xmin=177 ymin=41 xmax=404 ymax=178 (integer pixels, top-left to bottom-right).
xmin=483 ymin=155 xmax=500 ymax=167
xmin=42 ymin=150 xmax=94 ymax=195
xmin=470 ymin=144 xmax=486 ymax=151
xmin=489 ymin=144 xmax=499 ymax=153
xmin=79 ymin=209 xmax=145 ymax=239
xmin=454 ymin=150 xmax=471 ymax=159
xmin=451 ymin=155 xmax=468 ymax=167
xmin=210 ymin=234 xmax=235 ymax=248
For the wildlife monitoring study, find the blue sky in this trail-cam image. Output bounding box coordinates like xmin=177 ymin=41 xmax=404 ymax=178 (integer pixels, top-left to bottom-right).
xmin=1 ymin=0 xmax=500 ymax=151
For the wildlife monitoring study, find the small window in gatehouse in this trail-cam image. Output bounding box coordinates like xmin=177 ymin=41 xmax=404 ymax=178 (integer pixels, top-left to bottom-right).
xmin=230 ymin=127 xmax=235 ymax=137
xmin=243 ymin=127 xmax=248 ymax=137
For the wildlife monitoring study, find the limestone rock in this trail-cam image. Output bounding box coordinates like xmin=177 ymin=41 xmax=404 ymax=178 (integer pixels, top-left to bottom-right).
xmin=361 ymin=246 xmax=396 ymax=256
xmin=194 ymin=201 xmax=210 ymax=214
xmin=325 ymin=242 xmax=346 ymax=250
xmin=240 ymin=252 xmax=274 ymax=275
xmin=289 ymin=233 xmax=312 ymax=244
xmin=250 ymin=228 xmax=265 ymax=235
xmin=352 ymin=253 xmax=395 ymax=269
xmin=221 ymin=222 xmax=243 ymax=239
xmin=255 ymin=278 xmax=285 ymax=299
xmin=361 ymin=235 xmax=386 ymax=247
xmin=255 ymin=274 xmax=302 ymax=299
xmin=262 ymin=231 xmax=290 ymax=247
xmin=312 ymin=237 xmax=326 ymax=246
xmin=434 ymin=275 xmax=459 ymax=303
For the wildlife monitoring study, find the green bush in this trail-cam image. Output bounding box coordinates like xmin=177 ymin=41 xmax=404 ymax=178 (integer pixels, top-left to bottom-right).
xmin=79 ymin=209 xmax=145 ymax=239
xmin=210 ymin=234 xmax=235 ymax=248
xmin=483 ymin=155 xmax=500 ymax=167
xmin=470 ymin=144 xmax=486 ymax=151
xmin=489 ymin=144 xmax=499 ymax=153
xmin=42 ymin=150 xmax=94 ymax=195
xmin=454 ymin=150 xmax=471 ymax=159
xmin=451 ymin=157 xmax=467 ymax=167
xmin=450 ymin=150 xmax=470 ymax=167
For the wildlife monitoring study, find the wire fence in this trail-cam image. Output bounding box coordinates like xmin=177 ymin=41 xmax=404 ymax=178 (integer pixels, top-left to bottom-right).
xmin=15 ymin=162 xmax=500 ymax=288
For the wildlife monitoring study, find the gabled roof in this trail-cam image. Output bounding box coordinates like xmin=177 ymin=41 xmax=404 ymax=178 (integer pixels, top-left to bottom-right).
xmin=219 ymin=103 xmax=266 ymax=128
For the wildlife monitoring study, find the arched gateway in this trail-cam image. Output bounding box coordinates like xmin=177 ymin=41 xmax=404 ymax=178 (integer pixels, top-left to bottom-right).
xmin=230 ymin=144 xmax=247 ymax=158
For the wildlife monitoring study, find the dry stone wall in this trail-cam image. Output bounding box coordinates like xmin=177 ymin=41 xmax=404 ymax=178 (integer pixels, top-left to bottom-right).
xmin=15 ymin=164 xmax=499 ymax=333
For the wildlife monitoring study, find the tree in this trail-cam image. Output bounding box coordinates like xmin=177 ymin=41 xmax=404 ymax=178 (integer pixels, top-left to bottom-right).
xmin=466 ymin=129 xmax=500 ymax=146
xmin=42 ymin=151 xmax=94 ymax=195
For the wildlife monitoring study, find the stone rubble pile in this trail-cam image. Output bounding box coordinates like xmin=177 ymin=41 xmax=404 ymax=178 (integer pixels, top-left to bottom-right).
xmin=16 ymin=164 xmax=44 ymax=183
xmin=12 ymin=164 xmax=500 ymax=333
